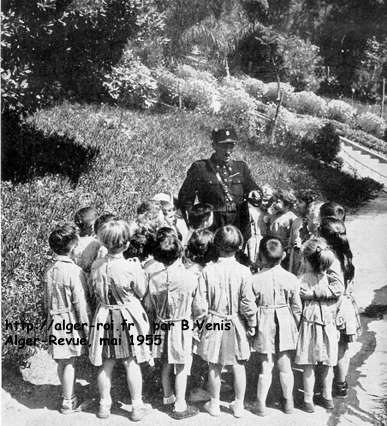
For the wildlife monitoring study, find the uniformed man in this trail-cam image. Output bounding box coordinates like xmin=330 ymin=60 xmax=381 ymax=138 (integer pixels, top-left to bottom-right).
xmin=178 ymin=127 xmax=261 ymax=233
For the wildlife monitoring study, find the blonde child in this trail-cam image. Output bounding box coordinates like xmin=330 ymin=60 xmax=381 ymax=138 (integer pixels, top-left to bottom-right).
xmin=319 ymin=217 xmax=360 ymax=398
xmin=73 ymin=206 xmax=100 ymax=273
xmin=194 ymin=225 xmax=257 ymax=418
xmin=44 ymin=224 xmax=90 ymax=414
xmin=295 ymin=238 xmax=344 ymax=412
xmin=88 ymin=220 xmax=151 ymax=421
xmin=144 ymin=229 xmax=199 ymax=420
xmin=252 ymin=236 xmax=301 ymax=416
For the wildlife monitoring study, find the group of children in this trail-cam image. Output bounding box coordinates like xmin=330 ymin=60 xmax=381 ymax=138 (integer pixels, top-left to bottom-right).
xmin=44 ymin=186 xmax=360 ymax=421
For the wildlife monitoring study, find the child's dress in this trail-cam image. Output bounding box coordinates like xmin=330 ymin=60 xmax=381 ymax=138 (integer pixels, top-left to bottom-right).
xmin=73 ymin=235 xmax=101 ymax=273
xmin=252 ymin=265 xmax=301 ymax=354
xmin=329 ymin=258 xmax=361 ymax=342
xmin=244 ymin=203 xmax=267 ymax=264
xmin=144 ymin=259 xmax=199 ymax=366
xmin=295 ymin=272 xmax=344 ymax=366
xmin=88 ymin=254 xmax=151 ymax=366
xmin=44 ymin=255 xmax=90 ymax=360
xmin=194 ymin=257 xmax=257 ymax=366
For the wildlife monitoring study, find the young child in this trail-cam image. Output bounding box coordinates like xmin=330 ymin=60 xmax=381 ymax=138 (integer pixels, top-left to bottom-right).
xmin=268 ymin=190 xmax=298 ymax=254
xmin=88 ymin=220 xmax=151 ymax=421
xmin=319 ymin=217 xmax=360 ymax=398
xmin=288 ymin=190 xmax=319 ymax=275
xmin=260 ymin=184 xmax=274 ymax=213
xmin=144 ymin=230 xmax=199 ymax=420
xmin=243 ymin=187 xmax=266 ymax=265
xmin=124 ymin=226 xmax=155 ymax=264
xmin=186 ymin=203 xmax=214 ymax=241
xmin=44 ymin=224 xmax=90 ymax=414
xmin=73 ymin=206 xmax=100 ymax=273
xmin=136 ymin=200 xmax=164 ymax=233
xmin=251 ymin=236 xmax=301 ymax=416
xmin=295 ymin=237 xmax=344 ymax=412
xmin=194 ymin=225 xmax=257 ymax=418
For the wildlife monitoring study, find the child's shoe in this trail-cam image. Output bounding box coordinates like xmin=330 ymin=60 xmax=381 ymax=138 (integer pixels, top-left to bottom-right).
xmin=170 ymin=404 xmax=199 ymax=420
xmin=315 ymin=395 xmax=334 ymax=410
xmin=60 ymin=395 xmax=80 ymax=415
xmin=204 ymin=400 xmax=221 ymax=417
xmin=97 ymin=404 xmax=111 ymax=419
xmin=252 ymin=400 xmax=266 ymax=417
xmin=283 ymin=398 xmax=294 ymax=414
xmin=130 ymin=403 xmax=152 ymax=422
xmin=302 ymin=401 xmax=315 ymax=413
xmin=230 ymin=400 xmax=245 ymax=418
xmin=335 ymin=381 xmax=348 ymax=398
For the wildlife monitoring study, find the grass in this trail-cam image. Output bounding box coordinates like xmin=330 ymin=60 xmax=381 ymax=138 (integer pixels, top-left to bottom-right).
xmin=1 ymin=101 xmax=383 ymax=363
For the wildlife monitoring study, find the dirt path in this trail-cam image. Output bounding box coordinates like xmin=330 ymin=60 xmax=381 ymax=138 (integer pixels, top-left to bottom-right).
xmin=2 ymin=195 xmax=387 ymax=426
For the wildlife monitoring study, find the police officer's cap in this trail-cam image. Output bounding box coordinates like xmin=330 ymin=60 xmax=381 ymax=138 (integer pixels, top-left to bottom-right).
xmin=211 ymin=127 xmax=237 ymax=144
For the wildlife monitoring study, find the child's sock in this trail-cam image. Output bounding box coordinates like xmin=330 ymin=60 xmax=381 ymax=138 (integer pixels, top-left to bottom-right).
xmin=304 ymin=391 xmax=314 ymax=404
xmin=163 ymin=394 xmax=176 ymax=405
xmin=257 ymin=373 xmax=272 ymax=403
xmin=279 ymin=371 xmax=294 ymax=400
xmin=132 ymin=398 xmax=144 ymax=409
xmin=174 ymin=401 xmax=187 ymax=412
xmin=210 ymin=397 xmax=220 ymax=408
xmin=100 ymin=396 xmax=112 ymax=408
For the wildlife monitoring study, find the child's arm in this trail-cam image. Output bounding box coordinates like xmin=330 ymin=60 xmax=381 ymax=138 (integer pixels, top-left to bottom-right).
xmin=130 ymin=258 xmax=147 ymax=299
xmin=303 ymin=273 xmax=344 ymax=300
xmin=289 ymin=279 xmax=302 ymax=326
xmin=239 ymin=273 xmax=257 ymax=329
xmin=71 ymin=270 xmax=91 ymax=337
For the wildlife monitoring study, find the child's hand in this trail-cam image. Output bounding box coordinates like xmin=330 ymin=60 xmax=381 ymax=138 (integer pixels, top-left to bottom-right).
xmin=300 ymin=286 xmax=314 ymax=299
xmin=247 ymin=327 xmax=256 ymax=337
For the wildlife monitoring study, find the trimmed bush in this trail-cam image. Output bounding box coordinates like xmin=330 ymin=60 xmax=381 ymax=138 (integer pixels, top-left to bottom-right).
xmin=103 ymin=48 xmax=159 ymax=109
xmin=180 ymin=79 xmax=220 ymax=113
xmin=153 ymin=67 xmax=185 ymax=105
xmin=357 ymin=112 xmax=386 ymax=138
xmin=263 ymin=82 xmax=294 ymax=105
xmin=327 ymin=100 xmax=356 ymax=124
xmin=302 ymin=123 xmax=341 ymax=165
xmin=241 ymin=76 xmax=266 ymax=100
xmin=286 ymin=91 xmax=328 ymax=117
xmin=175 ymin=64 xmax=217 ymax=84
xmin=220 ymin=76 xmax=246 ymax=92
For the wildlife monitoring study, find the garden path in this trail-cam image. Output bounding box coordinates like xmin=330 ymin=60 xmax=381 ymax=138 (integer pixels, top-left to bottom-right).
xmin=2 ymin=196 xmax=387 ymax=426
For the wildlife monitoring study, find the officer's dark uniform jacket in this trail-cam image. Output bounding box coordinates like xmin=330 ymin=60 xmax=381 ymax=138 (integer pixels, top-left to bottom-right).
xmin=178 ymin=154 xmax=258 ymax=231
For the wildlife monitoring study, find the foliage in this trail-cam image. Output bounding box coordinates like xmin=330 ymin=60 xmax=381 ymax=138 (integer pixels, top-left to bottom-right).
xmin=180 ymin=79 xmax=221 ymax=113
xmin=103 ymin=48 xmax=159 ymax=110
xmin=278 ymin=36 xmax=324 ymax=92
xmin=153 ymin=67 xmax=185 ymax=105
xmin=327 ymin=99 xmax=356 ymax=124
xmin=353 ymin=37 xmax=387 ymax=102
xmin=263 ymin=82 xmax=294 ymax=104
xmin=241 ymin=76 xmax=267 ymax=100
xmin=302 ymin=123 xmax=341 ymax=165
xmin=286 ymin=91 xmax=328 ymax=117
xmin=175 ymin=64 xmax=217 ymax=84
xmin=357 ymin=112 xmax=386 ymax=139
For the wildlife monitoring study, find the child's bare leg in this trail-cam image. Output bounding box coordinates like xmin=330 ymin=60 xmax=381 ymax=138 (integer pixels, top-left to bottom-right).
xmin=257 ymin=353 xmax=273 ymax=404
xmin=161 ymin=363 xmax=174 ymax=400
xmin=321 ymin=365 xmax=334 ymax=400
xmin=303 ymin=365 xmax=315 ymax=404
xmin=277 ymin=351 xmax=294 ymax=401
xmin=208 ymin=363 xmax=222 ymax=401
xmin=336 ymin=342 xmax=350 ymax=383
xmin=58 ymin=358 xmax=76 ymax=400
xmin=174 ymin=364 xmax=188 ymax=411
xmin=123 ymin=357 xmax=143 ymax=407
xmin=97 ymin=359 xmax=115 ymax=407
xmin=232 ymin=362 xmax=246 ymax=402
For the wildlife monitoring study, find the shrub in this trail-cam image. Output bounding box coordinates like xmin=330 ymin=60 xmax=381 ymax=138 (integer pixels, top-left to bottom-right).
xmin=216 ymin=86 xmax=260 ymax=139
xmin=357 ymin=112 xmax=386 ymax=138
xmin=327 ymin=100 xmax=356 ymax=124
xmin=175 ymin=64 xmax=217 ymax=84
xmin=263 ymin=82 xmax=294 ymax=105
xmin=241 ymin=77 xmax=266 ymax=100
xmin=180 ymin=79 xmax=220 ymax=113
xmin=220 ymin=76 xmax=246 ymax=92
xmin=302 ymin=123 xmax=341 ymax=165
xmin=286 ymin=91 xmax=328 ymax=117
xmin=153 ymin=67 xmax=185 ymax=105
xmin=103 ymin=48 xmax=159 ymax=109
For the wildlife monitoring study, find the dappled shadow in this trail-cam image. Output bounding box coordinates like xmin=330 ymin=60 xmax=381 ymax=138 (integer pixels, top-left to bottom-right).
xmin=1 ymin=120 xmax=99 ymax=185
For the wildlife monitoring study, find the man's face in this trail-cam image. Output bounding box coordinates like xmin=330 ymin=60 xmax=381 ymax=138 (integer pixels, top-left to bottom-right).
xmin=212 ymin=142 xmax=235 ymax=164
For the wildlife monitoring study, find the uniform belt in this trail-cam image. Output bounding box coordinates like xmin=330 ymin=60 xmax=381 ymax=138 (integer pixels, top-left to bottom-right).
xmin=50 ymin=307 xmax=72 ymax=315
xmin=208 ymin=309 xmax=236 ymax=321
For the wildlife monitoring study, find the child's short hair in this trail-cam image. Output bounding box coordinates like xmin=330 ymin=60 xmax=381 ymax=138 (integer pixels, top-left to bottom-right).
xmin=74 ymin=206 xmax=98 ymax=235
xmin=98 ymin=220 xmax=131 ymax=253
xmin=188 ymin=203 xmax=213 ymax=229
xmin=274 ymin=189 xmax=297 ymax=208
xmin=320 ymin=202 xmax=346 ymax=222
xmin=49 ymin=224 xmax=79 ymax=255
xmin=186 ymin=230 xmax=214 ymax=265
xmin=258 ymin=236 xmax=284 ymax=266
xmin=214 ymin=225 xmax=243 ymax=255
xmin=301 ymin=237 xmax=335 ymax=274
xmin=124 ymin=228 xmax=156 ymax=261
xmin=94 ymin=213 xmax=117 ymax=235
xmin=296 ymin=189 xmax=319 ymax=206
xmin=153 ymin=228 xmax=182 ymax=265
xmin=160 ymin=200 xmax=174 ymax=214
